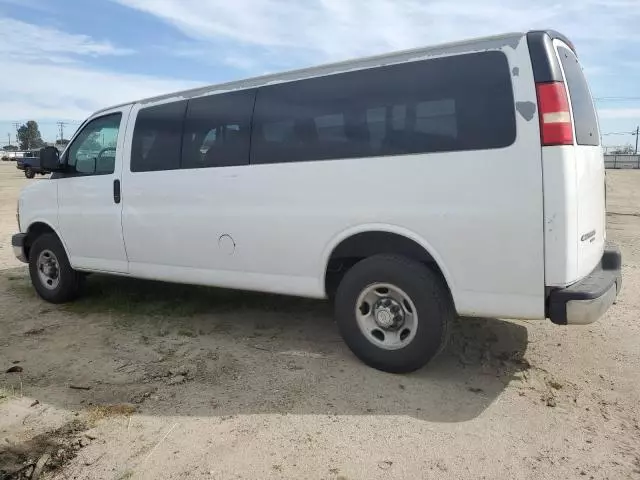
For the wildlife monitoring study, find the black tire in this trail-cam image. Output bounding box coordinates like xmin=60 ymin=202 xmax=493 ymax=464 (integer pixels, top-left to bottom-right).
xmin=28 ymin=233 xmax=84 ymax=303
xmin=334 ymin=254 xmax=453 ymax=373
xmin=25 ymin=168 xmax=35 ymax=179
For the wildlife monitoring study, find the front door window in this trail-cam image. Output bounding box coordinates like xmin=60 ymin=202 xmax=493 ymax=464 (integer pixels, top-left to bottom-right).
xmin=67 ymin=113 xmax=122 ymax=175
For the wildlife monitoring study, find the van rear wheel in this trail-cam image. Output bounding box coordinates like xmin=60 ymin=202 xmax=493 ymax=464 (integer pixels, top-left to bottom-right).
xmin=24 ymin=168 xmax=35 ymax=179
xmin=28 ymin=233 xmax=84 ymax=303
xmin=334 ymin=255 xmax=453 ymax=373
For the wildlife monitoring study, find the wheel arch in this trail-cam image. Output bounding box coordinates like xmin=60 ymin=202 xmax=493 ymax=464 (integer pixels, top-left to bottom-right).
xmin=322 ymin=225 xmax=456 ymax=304
xmin=24 ymin=221 xmax=70 ymax=262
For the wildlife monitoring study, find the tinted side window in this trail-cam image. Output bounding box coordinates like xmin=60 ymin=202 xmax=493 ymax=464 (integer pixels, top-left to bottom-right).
xmin=251 ymin=51 xmax=515 ymax=164
xmin=557 ymin=46 xmax=599 ymax=146
xmin=181 ymin=90 xmax=255 ymax=169
xmin=131 ymin=101 xmax=187 ymax=172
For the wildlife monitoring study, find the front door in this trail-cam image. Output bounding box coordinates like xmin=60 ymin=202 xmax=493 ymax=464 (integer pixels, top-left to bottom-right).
xmin=57 ymin=106 xmax=131 ymax=272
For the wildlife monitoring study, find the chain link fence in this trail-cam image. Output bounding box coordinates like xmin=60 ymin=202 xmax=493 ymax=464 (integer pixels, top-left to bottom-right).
xmin=604 ymin=155 xmax=640 ymax=169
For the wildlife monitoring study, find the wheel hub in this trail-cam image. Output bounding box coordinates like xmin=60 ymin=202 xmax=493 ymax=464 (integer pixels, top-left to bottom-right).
xmin=373 ymin=297 xmax=404 ymax=329
xmin=42 ymin=261 xmax=57 ymax=278
xmin=36 ymin=249 xmax=60 ymax=290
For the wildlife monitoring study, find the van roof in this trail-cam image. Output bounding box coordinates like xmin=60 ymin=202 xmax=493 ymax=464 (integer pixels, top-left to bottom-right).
xmin=94 ymin=30 xmax=568 ymax=116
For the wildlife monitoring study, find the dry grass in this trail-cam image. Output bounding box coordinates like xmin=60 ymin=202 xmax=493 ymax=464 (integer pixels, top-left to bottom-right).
xmin=0 ymin=380 xmax=23 ymax=401
xmin=86 ymin=404 xmax=137 ymax=424
xmin=0 ymin=387 xmax=11 ymax=404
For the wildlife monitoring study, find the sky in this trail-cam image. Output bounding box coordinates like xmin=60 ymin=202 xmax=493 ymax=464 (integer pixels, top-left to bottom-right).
xmin=1 ymin=0 xmax=639 ymax=149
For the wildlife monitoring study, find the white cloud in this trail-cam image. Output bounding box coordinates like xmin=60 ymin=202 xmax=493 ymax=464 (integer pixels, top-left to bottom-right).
xmin=598 ymin=109 xmax=640 ymax=120
xmin=0 ymin=17 xmax=133 ymax=62
xmin=0 ymin=60 xmax=201 ymax=121
xmin=0 ymin=16 xmax=200 ymax=122
xmin=113 ymin=0 xmax=640 ymax=63
xmin=111 ymin=0 xmax=640 ymax=139
xmin=2 ymin=0 xmax=639 ymax=128
xmin=163 ymin=44 xmax=260 ymax=71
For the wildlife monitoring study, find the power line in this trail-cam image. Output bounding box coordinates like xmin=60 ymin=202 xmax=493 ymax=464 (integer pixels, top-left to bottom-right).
xmin=602 ymin=131 xmax=637 ymax=136
xmin=594 ymin=97 xmax=640 ymax=102
xmin=602 ymin=125 xmax=639 ymax=154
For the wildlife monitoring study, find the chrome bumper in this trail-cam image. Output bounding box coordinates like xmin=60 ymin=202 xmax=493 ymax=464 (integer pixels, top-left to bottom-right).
xmin=11 ymin=233 xmax=27 ymax=263
xmin=549 ymin=245 xmax=622 ymax=325
xmin=565 ymin=283 xmax=618 ymax=325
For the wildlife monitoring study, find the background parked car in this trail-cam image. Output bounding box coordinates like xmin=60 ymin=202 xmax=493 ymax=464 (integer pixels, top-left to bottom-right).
xmin=15 ymin=150 xmax=49 ymax=178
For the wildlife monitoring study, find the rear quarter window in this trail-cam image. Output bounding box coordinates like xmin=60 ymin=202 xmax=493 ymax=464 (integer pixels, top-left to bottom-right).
xmin=557 ymin=46 xmax=600 ymax=146
xmin=251 ymin=51 xmax=516 ymax=165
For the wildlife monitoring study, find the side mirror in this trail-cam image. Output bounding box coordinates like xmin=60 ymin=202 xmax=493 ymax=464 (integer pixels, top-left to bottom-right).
xmin=39 ymin=146 xmax=63 ymax=171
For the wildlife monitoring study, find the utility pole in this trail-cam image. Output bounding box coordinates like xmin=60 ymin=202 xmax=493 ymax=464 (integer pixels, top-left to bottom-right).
xmin=12 ymin=122 xmax=20 ymax=149
xmin=634 ymin=126 xmax=639 ymax=155
xmin=57 ymin=121 xmax=68 ymax=142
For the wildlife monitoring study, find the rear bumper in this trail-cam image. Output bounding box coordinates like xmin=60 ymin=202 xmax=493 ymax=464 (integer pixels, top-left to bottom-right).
xmin=12 ymin=233 xmax=27 ymax=263
xmin=548 ymin=245 xmax=622 ymax=325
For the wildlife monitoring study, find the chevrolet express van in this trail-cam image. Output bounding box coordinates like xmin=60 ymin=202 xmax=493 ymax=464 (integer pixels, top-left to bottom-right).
xmin=12 ymin=30 xmax=622 ymax=373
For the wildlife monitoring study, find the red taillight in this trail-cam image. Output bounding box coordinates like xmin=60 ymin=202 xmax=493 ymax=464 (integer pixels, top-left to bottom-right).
xmin=536 ymin=82 xmax=574 ymax=146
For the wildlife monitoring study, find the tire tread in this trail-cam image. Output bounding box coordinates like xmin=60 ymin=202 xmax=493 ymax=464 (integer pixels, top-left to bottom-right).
xmin=334 ymin=254 xmax=454 ymax=373
xmin=28 ymin=233 xmax=83 ymax=304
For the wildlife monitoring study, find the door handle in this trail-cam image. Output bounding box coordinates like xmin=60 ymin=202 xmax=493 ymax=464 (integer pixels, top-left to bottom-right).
xmin=113 ymin=179 xmax=121 ymax=204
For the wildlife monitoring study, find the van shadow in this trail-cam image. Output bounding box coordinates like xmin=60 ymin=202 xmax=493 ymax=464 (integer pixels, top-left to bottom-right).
xmin=1 ymin=272 xmax=529 ymax=424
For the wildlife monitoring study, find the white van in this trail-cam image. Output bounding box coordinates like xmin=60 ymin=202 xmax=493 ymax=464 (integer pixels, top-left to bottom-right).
xmin=12 ymin=30 xmax=622 ymax=373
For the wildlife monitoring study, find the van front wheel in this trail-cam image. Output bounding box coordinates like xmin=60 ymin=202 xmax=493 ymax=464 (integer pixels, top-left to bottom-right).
xmin=334 ymin=255 xmax=453 ymax=373
xmin=28 ymin=233 xmax=84 ymax=303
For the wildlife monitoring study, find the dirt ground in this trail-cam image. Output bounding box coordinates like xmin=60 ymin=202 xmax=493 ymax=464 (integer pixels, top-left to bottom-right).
xmin=1 ymin=162 xmax=639 ymax=480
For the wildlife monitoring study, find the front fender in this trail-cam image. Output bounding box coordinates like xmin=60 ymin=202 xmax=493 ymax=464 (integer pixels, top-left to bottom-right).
xmin=19 ymin=181 xmax=71 ymax=262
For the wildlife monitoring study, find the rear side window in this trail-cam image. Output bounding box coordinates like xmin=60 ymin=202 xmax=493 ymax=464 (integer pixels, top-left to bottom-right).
xmin=557 ymin=46 xmax=599 ymax=146
xmin=251 ymin=51 xmax=515 ymax=165
xmin=131 ymin=101 xmax=187 ymax=172
xmin=181 ymin=90 xmax=255 ymax=169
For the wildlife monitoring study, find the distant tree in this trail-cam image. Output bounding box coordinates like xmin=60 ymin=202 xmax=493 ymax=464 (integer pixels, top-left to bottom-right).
xmin=610 ymin=145 xmax=634 ymax=155
xmin=2 ymin=145 xmax=19 ymax=151
xmin=17 ymin=121 xmax=45 ymax=150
